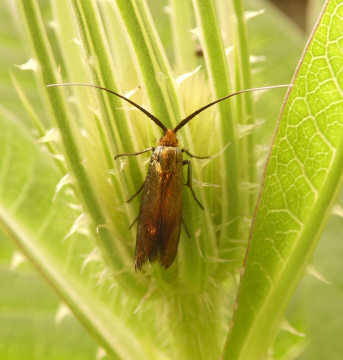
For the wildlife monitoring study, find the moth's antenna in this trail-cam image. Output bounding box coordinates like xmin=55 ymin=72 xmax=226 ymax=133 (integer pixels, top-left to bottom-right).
xmin=173 ymin=84 xmax=292 ymax=133
xmin=47 ymin=83 xmax=168 ymax=133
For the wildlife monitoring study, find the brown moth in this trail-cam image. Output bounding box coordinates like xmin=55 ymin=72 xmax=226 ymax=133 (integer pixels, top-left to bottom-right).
xmin=47 ymin=83 xmax=290 ymax=270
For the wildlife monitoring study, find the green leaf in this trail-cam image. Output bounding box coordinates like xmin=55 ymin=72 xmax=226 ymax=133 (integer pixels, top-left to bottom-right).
xmin=224 ymin=1 xmax=343 ymax=358
xmin=0 ymin=259 xmax=100 ymax=360
xmin=0 ymin=103 xmax=153 ymax=360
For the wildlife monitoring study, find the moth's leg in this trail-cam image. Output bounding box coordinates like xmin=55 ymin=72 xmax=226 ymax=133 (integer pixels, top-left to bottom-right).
xmin=126 ymin=181 xmax=145 ymax=203
xmin=114 ymin=147 xmax=155 ymax=160
xmin=183 ymin=159 xmax=204 ymax=210
xmin=181 ymin=148 xmax=211 ymax=159
xmin=182 ymin=218 xmax=191 ymax=238
xmin=129 ymin=215 xmax=139 ymax=230
xmin=115 ymin=148 xmax=153 ymax=202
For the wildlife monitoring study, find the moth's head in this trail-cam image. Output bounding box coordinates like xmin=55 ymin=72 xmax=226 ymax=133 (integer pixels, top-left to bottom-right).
xmin=159 ymin=129 xmax=178 ymax=147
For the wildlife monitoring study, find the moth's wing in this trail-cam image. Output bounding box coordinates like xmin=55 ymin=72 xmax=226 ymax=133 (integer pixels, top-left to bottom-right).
xmin=135 ymin=158 xmax=164 ymax=270
xmin=135 ymin=147 xmax=184 ymax=270
xmin=159 ymin=160 xmax=183 ymax=268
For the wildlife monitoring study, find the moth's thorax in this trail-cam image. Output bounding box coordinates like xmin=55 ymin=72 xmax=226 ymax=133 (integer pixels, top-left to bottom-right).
xmin=159 ymin=129 xmax=178 ymax=147
xmin=153 ymin=146 xmax=183 ymax=173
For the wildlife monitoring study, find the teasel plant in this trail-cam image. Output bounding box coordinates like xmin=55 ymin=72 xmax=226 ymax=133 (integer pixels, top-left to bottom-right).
xmin=1 ymin=0 xmax=343 ymax=359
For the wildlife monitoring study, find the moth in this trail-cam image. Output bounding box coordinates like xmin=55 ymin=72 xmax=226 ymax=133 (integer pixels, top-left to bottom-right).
xmin=48 ymin=83 xmax=290 ymax=270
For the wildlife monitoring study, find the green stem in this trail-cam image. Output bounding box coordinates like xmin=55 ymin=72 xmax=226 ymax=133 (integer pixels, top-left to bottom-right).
xmin=169 ymin=288 xmax=225 ymax=360
xmin=232 ymin=0 xmax=256 ymax=212
xmin=192 ymin=0 xmax=239 ymax=247
xmin=111 ymin=0 xmax=182 ymax=127
xmin=11 ymin=74 xmax=67 ymax=175
xmin=73 ymin=0 xmax=144 ymax=193
xmin=168 ymin=0 xmax=198 ymax=71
